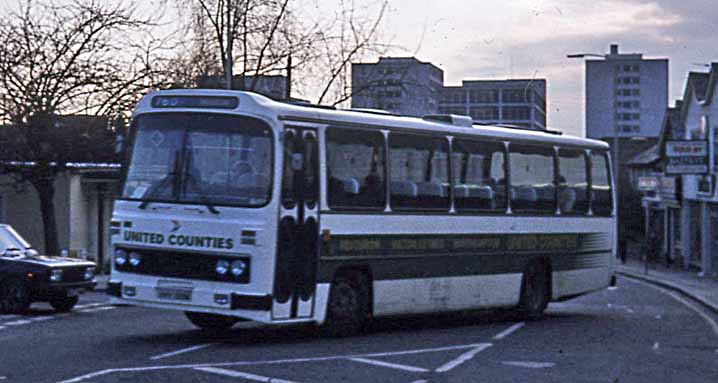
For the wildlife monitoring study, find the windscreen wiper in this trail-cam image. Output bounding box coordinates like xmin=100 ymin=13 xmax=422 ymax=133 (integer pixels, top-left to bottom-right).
xmin=182 ymin=148 xmax=219 ymax=215
xmin=138 ymin=171 xmax=179 ymax=209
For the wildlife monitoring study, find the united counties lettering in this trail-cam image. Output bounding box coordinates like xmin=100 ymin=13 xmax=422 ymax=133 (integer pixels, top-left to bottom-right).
xmin=123 ymin=230 xmax=234 ymax=250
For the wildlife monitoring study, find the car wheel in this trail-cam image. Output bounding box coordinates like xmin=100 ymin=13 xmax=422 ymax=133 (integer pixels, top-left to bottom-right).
xmin=322 ymin=273 xmax=369 ymax=337
xmin=50 ymin=295 xmax=79 ymax=313
xmin=518 ymin=262 xmax=549 ymax=320
xmin=184 ymin=312 xmax=239 ymax=330
xmin=0 ymin=277 xmax=31 ymax=314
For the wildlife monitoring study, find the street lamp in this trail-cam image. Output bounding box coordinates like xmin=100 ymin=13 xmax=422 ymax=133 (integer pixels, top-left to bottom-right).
xmin=566 ymin=52 xmax=621 ymax=218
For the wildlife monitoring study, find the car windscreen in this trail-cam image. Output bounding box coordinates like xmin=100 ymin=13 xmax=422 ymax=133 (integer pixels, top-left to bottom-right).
xmin=0 ymin=226 xmax=30 ymax=253
xmin=121 ymin=113 xmax=273 ymax=207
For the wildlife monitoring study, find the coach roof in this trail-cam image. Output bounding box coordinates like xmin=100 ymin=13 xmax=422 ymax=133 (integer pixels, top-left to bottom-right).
xmin=136 ymin=89 xmax=609 ymax=150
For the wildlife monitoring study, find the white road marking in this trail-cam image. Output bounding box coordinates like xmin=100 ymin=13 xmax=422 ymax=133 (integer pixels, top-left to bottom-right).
xmin=194 ymin=367 xmax=298 ymax=383
xmin=149 ymin=343 xmax=216 ymax=361
xmin=75 ymin=303 xmax=105 ymax=309
xmin=30 ymin=316 xmax=54 ymax=322
xmin=608 ymin=286 xmax=619 ymax=291
xmin=410 ymin=381 xmax=428 ymax=383
xmin=348 ymin=357 xmax=428 ymax=373
xmin=58 ymin=343 xmax=494 ymax=383
xmin=501 ymin=361 xmax=555 ymax=369
xmin=655 ymin=315 xmax=662 ymax=320
xmin=493 ymin=322 xmax=525 ymax=340
xmin=653 ymin=342 xmax=660 ymax=350
xmin=0 ymin=326 xmax=5 ymax=330
xmin=77 ymin=306 xmax=115 ymax=313
xmin=435 ymin=343 xmax=492 ymax=373
xmin=627 ymin=278 xmax=718 ymax=338
xmin=4 ymin=319 xmax=32 ymax=326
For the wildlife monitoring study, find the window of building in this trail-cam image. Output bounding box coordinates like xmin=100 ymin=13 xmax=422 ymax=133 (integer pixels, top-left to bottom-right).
xmin=503 ymin=106 xmax=531 ymax=121
xmin=389 ymin=133 xmax=450 ymax=210
xmin=502 ymin=89 xmax=530 ymax=103
xmin=509 ymin=145 xmax=555 ymax=214
xmin=469 ymin=89 xmax=499 ymax=103
xmin=326 ymin=128 xmax=386 ymax=209
xmin=558 ymin=149 xmax=589 ymax=214
xmin=469 ymin=106 xmax=499 ymax=120
xmin=452 ymin=139 xmax=506 ymax=212
xmin=590 ymin=152 xmax=613 ymax=216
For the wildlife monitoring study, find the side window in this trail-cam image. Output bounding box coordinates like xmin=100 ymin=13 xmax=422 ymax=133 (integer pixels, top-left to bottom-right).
xmin=591 ymin=151 xmax=613 ymax=216
xmin=509 ymin=145 xmax=555 ymax=214
xmin=452 ymin=139 xmax=506 ymax=212
xmin=558 ymin=149 xmax=589 ymax=215
xmin=389 ymin=133 xmax=450 ymax=210
xmin=326 ymin=128 xmax=386 ymax=209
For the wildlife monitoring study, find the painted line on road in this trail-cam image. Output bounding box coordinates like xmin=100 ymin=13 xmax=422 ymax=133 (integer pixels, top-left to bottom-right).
xmin=492 ymin=322 xmax=525 ymax=340
xmin=3 ymin=319 xmax=32 ymax=326
xmin=58 ymin=342 xmax=495 ymax=383
xmin=501 ymin=361 xmax=555 ymax=369
xmin=77 ymin=306 xmax=115 ymax=314
xmin=348 ymin=357 xmax=429 ymax=373
xmin=435 ymin=343 xmax=492 ymax=373
xmin=195 ymin=366 xmax=299 ymax=383
xmin=627 ymin=278 xmax=718 ymax=339
xmin=150 ymin=343 xmax=216 ymax=361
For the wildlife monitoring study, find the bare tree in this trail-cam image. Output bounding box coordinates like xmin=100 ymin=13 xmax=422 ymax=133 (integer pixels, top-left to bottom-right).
xmin=0 ymin=0 xmax=170 ymax=254
xmin=167 ymin=0 xmax=388 ymax=104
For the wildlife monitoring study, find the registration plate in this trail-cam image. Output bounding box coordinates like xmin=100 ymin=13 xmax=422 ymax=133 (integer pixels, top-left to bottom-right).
xmin=156 ymin=287 xmax=193 ymax=301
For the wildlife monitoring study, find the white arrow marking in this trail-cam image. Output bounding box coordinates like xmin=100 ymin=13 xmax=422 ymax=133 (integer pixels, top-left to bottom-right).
xmin=195 ymin=367 xmax=298 ymax=383
xmin=435 ymin=343 xmax=492 ymax=373
xmin=348 ymin=357 xmax=428 ymax=373
xmin=493 ymin=322 xmax=525 ymax=340
xmin=501 ymin=361 xmax=555 ymax=369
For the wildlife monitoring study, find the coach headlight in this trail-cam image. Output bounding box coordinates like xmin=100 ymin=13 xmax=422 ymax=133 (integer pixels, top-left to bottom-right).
xmin=50 ymin=269 xmax=63 ymax=282
xmin=84 ymin=266 xmax=96 ymax=281
xmin=129 ymin=252 xmax=142 ymax=267
xmin=230 ymin=260 xmax=247 ymax=277
xmin=114 ymin=249 xmax=128 ymax=267
xmin=216 ymin=260 xmax=230 ymax=275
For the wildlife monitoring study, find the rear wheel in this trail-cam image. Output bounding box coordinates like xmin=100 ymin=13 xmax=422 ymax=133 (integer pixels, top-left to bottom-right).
xmin=322 ymin=273 xmax=369 ymax=337
xmin=49 ymin=295 xmax=79 ymax=313
xmin=518 ymin=262 xmax=550 ymax=320
xmin=184 ymin=312 xmax=239 ymax=330
xmin=0 ymin=278 xmax=31 ymax=314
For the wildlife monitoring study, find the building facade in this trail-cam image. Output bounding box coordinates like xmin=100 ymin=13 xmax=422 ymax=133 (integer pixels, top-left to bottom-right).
xmin=439 ymin=79 xmax=547 ymax=130
xmin=0 ymin=165 xmax=119 ymax=273
xmin=585 ymin=44 xmax=668 ymax=139
xmin=351 ymin=57 xmax=444 ymax=117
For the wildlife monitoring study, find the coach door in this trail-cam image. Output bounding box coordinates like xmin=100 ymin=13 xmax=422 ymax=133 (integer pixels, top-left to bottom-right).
xmin=273 ymin=126 xmax=319 ymax=319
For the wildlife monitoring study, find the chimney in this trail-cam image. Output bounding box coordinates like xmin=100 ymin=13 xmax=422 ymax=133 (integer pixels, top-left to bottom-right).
xmin=610 ymin=44 xmax=619 ymax=55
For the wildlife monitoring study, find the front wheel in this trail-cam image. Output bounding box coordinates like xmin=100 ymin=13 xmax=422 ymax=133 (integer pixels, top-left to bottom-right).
xmin=50 ymin=295 xmax=79 ymax=313
xmin=518 ymin=262 xmax=550 ymax=320
xmin=322 ymin=273 xmax=369 ymax=337
xmin=0 ymin=277 xmax=31 ymax=314
xmin=184 ymin=312 xmax=239 ymax=330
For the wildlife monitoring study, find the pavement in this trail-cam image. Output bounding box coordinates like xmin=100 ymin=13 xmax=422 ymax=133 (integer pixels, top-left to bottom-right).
xmin=617 ymin=257 xmax=718 ymax=316
xmin=93 ymin=274 xmax=110 ymax=292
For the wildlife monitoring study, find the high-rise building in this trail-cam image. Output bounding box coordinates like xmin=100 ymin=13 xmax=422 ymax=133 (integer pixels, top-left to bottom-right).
xmin=585 ymin=44 xmax=668 ymax=139
xmin=439 ymin=79 xmax=547 ymax=130
xmin=351 ymin=57 xmax=444 ymax=117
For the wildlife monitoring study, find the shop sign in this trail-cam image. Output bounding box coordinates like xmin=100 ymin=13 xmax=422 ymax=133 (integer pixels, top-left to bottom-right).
xmin=665 ymin=140 xmax=708 ymax=174
xmin=638 ymin=176 xmax=658 ymax=191
xmin=660 ymin=176 xmax=678 ymax=200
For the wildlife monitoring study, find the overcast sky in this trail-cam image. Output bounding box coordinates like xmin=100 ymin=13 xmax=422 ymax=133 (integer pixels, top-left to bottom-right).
xmin=319 ymin=0 xmax=717 ymax=136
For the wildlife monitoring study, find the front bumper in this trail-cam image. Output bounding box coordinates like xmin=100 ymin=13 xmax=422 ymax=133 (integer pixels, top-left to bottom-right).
xmin=31 ymin=280 xmax=97 ymax=300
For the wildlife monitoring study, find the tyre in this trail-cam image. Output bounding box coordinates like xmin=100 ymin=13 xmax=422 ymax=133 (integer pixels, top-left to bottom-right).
xmin=518 ymin=262 xmax=550 ymax=320
xmin=322 ymin=273 xmax=369 ymax=337
xmin=184 ymin=312 xmax=239 ymax=330
xmin=0 ymin=277 xmax=31 ymax=314
xmin=49 ymin=295 xmax=79 ymax=313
